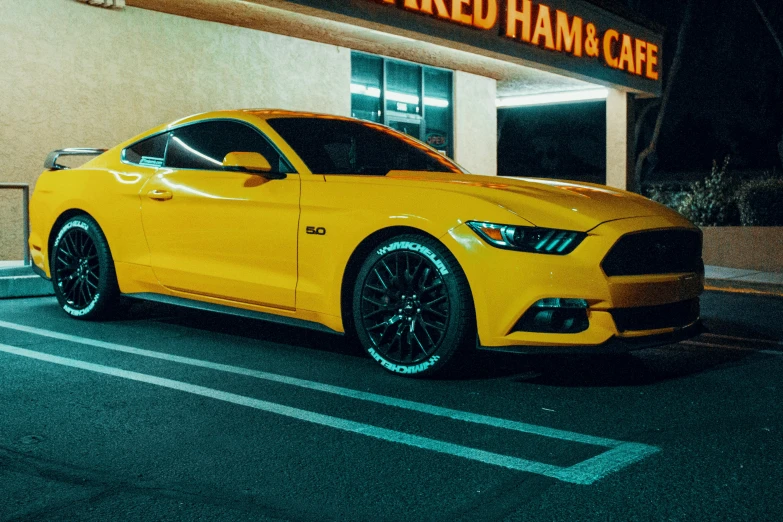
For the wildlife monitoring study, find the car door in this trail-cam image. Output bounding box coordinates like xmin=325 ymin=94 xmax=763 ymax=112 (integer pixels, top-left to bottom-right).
xmin=140 ymin=119 xmax=300 ymax=309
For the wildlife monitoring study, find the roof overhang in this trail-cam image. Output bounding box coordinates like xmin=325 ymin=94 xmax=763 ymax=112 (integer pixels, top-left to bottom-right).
xmin=128 ymin=0 xmax=663 ymax=98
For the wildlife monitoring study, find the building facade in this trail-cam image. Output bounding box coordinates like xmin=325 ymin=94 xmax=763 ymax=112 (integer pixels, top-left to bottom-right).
xmin=0 ymin=0 xmax=662 ymax=260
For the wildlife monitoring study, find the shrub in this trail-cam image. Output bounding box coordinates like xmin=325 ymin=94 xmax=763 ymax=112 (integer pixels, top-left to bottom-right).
xmin=737 ymin=178 xmax=783 ymax=226
xmin=676 ymin=157 xmax=741 ymax=226
xmin=645 ymin=183 xmax=690 ymax=212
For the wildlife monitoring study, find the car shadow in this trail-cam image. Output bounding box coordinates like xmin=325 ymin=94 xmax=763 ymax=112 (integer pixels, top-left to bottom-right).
xmin=456 ymin=344 xmax=755 ymax=386
xmin=124 ymin=299 xmax=366 ymax=359
xmin=702 ymin=318 xmax=783 ymax=343
xmin=120 ymin=300 xmax=757 ymax=386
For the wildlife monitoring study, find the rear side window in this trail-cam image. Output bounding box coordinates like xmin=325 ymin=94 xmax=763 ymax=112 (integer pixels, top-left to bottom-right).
xmin=123 ymin=133 xmax=169 ymax=167
xmin=165 ymin=120 xmax=293 ymax=173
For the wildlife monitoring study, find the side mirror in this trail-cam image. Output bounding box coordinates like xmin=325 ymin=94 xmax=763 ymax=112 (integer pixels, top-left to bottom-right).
xmin=223 ymin=152 xmax=286 ymax=179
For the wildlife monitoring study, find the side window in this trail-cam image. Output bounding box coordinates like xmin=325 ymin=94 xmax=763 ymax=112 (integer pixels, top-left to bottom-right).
xmin=165 ymin=120 xmax=292 ymax=173
xmin=123 ymin=133 xmax=169 ymax=167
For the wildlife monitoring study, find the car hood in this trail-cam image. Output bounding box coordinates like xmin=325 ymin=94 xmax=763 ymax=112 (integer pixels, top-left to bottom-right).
xmin=383 ymin=171 xmax=689 ymax=231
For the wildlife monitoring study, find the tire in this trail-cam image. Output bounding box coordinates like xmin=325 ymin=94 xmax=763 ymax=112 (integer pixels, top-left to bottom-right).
xmin=50 ymin=215 xmax=120 ymax=320
xmin=352 ymin=234 xmax=474 ymax=377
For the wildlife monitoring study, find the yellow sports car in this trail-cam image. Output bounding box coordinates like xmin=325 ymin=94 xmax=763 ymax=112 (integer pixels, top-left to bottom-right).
xmin=29 ymin=110 xmax=703 ymax=376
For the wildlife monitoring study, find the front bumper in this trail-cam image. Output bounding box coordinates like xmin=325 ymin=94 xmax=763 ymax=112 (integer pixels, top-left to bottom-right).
xmin=443 ymin=216 xmax=704 ymax=351
xmin=477 ymin=319 xmax=704 ymax=354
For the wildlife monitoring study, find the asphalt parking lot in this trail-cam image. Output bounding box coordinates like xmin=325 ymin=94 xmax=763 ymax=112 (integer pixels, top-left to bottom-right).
xmin=1 ymin=291 xmax=782 ymax=521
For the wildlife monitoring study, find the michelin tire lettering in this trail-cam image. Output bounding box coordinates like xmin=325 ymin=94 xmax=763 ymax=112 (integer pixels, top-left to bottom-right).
xmin=367 ymin=347 xmax=441 ymax=374
xmin=376 ymin=242 xmax=450 ymax=275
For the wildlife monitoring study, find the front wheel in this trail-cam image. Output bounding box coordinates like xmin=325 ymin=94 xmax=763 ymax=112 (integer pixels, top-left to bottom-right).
xmin=352 ymin=234 xmax=474 ymax=377
xmin=51 ymin=215 xmax=120 ymax=320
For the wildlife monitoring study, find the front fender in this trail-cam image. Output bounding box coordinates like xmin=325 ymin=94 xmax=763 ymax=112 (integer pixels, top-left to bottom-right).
xmin=296 ymin=175 xmax=529 ymax=325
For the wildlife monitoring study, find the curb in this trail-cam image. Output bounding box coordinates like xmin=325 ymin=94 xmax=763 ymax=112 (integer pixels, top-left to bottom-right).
xmin=0 ymin=267 xmax=54 ymax=299
xmin=705 ymin=279 xmax=783 ymax=298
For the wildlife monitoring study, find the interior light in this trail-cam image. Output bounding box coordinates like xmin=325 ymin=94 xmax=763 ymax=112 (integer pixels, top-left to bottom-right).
xmin=386 ymin=91 xmax=419 ymax=105
xmin=350 ymin=84 xmax=381 ymax=98
xmin=351 ymin=83 xmax=450 ymax=108
xmin=496 ymin=88 xmax=609 ymax=108
xmin=423 ymin=96 xmax=449 ymax=108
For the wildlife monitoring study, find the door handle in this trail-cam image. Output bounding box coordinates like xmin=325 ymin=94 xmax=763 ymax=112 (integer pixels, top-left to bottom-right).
xmin=147 ymin=189 xmax=173 ymax=201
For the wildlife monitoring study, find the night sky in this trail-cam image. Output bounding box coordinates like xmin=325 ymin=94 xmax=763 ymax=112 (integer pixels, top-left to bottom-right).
xmin=498 ymin=0 xmax=783 ymax=182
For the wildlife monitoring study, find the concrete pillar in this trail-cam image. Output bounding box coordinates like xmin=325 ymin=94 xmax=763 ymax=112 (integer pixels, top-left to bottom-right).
xmin=605 ymin=89 xmax=635 ymax=191
xmin=454 ymin=71 xmax=497 ymax=176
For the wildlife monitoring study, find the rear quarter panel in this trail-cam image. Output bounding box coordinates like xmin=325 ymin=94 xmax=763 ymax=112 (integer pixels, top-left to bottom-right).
xmin=30 ymin=149 xmax=155 ymax=277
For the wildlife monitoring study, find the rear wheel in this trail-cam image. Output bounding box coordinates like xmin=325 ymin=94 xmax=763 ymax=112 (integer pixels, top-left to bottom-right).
xmin=352 ymin=234 xmax=474 ymax=376
xmin=51 ymin=215 xmax=120 ymax=320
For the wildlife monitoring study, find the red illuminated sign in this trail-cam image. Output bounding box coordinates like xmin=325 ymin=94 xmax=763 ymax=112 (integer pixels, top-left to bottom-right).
xmin=379 ymin=0 xmax=659 ymax=81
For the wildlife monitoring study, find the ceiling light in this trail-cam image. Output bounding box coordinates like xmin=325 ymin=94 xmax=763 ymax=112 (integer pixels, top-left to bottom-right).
xmin=496 ymin=88 xmax=609 ymax=108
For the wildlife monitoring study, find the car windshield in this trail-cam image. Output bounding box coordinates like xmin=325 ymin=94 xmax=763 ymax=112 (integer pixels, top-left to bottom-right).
xmin=266 ymin=117 xmax=463 ymax=175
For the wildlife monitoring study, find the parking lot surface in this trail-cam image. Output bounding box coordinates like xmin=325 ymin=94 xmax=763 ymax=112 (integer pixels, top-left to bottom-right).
xmin=1 ymin=291 xmax=782 ymax=521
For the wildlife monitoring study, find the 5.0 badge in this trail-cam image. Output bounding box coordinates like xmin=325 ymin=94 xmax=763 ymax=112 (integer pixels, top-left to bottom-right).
xmin=306 ymin=226 xmax=326 ymax=235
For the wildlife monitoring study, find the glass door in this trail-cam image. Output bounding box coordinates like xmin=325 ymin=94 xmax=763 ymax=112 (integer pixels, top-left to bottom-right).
xmin=387 ymin=115 xmax=423 ymax=142
xmin=350 ymin=52 xmax=453 ymax=157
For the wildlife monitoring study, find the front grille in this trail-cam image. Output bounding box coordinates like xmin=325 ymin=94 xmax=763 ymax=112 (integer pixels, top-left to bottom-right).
xmin=602 ymin=229 xmax=703 ymax=276
xmin=611 ymin=298 xmax=700 ymax=332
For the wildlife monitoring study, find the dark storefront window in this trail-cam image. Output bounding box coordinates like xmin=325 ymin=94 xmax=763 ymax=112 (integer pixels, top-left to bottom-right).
xmin=497 ymin=103 xmax=607 ymax=184
xmin=351 ymin=52 xmax=453 ymax=158
xmin=350 ymin=54 xmax=383 ymax=123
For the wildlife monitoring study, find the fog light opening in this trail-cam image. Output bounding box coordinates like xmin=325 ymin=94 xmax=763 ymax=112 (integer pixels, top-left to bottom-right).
xmin=513 ymin=298 xmax=589 ymax=334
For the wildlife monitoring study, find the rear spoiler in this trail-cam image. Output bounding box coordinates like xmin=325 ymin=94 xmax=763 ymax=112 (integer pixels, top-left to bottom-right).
xmin=44 ymin=148 xmax=107 ymax=170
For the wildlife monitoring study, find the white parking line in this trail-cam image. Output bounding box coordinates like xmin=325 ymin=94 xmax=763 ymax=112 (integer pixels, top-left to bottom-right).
xmin=702 ymin=333 xmax=783 ymax=346
xmin=682 ymin=340 xmax=754 ymax=351
xmin=0 ymin=342 xmax=656 ymax=485
xmin=683 ymin=340 xmax=783 ymax=356
xmin=0 ymin=320 xmax=621 ymax=446
xmin=0 ymin=319 xmax=660 ymax=484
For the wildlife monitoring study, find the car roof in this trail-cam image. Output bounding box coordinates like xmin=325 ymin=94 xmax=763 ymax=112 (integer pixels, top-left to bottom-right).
xmin=241 ymin=109 xmax=356 ymax=121
xmin=156 ymin=109 xmax=359 ymax=135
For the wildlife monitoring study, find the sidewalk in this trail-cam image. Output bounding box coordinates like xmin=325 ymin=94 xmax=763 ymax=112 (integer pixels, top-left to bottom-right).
xmin=705 ymin=266 xmax=783 ymax=297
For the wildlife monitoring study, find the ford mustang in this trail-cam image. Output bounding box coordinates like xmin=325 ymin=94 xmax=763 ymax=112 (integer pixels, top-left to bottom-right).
xmin=29 ymin=110 xmax=704 ymax=376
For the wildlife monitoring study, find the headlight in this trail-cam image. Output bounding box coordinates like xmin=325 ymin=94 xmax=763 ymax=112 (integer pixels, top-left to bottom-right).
xmin=466 ymin=221 xmax=586 ymax=255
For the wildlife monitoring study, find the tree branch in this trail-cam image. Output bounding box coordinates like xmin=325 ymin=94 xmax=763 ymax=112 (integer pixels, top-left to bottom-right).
xmin=752 ymin=0 xmax=783 ymax=59
xmin=633 ymin=0 xmax=695 ymax=191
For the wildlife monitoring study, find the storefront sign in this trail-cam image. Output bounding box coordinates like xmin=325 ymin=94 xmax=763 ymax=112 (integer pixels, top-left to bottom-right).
xmin=426 ymin=131 xmax=449 ymax=148
xmin=279 ymin=0 xmax=662 ymax=94
xmin=378 ymin=0 xmax=658 ymax=80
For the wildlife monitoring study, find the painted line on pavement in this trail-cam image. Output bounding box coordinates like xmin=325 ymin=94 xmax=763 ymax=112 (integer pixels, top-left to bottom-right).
xmin=702 ymin=333 xmax=783 ymax=346
xmin=0 ymin=319 xmax=621 ymax=447
xmin=0 ymin=342 xmax=657 ymax=485
xmin=682 ymin=340 xmax=754 ymax=351
xmin=0 ymin=319 xmax=660 ymax=484
xmin=682 ymin=340 xmax=783 ymax=356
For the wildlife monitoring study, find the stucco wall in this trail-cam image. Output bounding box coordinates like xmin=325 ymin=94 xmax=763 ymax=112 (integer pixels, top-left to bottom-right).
xmin=0 ymin=0 xmax=351 ymax=260
xmin=453 ymin=71 xmax=497 ymax=176
xmin=702 ymin=227 xmax=783 ymax=273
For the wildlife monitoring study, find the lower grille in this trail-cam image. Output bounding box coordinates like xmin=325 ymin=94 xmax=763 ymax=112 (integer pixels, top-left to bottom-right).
xmin=611 ymin=299 xmax=700 ymax=332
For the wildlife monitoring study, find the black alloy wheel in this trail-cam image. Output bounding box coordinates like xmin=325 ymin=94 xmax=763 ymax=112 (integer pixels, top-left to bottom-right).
xmin=54 ymin=227 xmax=100 ymax=309
xmin=360 ymin=249 xmax=450 ymax=365
xmin=352 ymin=234 xmax=474 ymax=376
xmin=51 ymin=215 xmax=120 ymax=320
